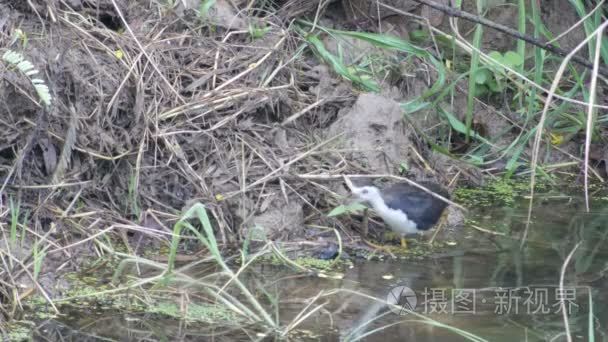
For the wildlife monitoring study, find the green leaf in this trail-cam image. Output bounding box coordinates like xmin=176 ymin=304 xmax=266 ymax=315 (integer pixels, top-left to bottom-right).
xmin=328 ymin=203 xmax=366 ymax=217
xmin=400 ymin=100 xmax=431 ymax=114
xmin=439 ymin=107 xmax=491 ymax=144
xmin=503 ymin=51 xmax=523 ymax=67
xmin=330 ymin=30 xmax=428 ymax=54
xmin=2 ymin=50 xmax=51 ymax=107
xmin=429 ymin=141 xmax=453 ymax=156
xmin=409 ymin=29 xmax=429 ymax=42
xmin=487 ymin=78 xmax=502 ymax=92
xmin=488 ymin=51 xmax=503 ymax=63
xmin=305 ymin=34 xmax=380 ymax=91
xmin=465 ymin=154 xmax=484 ymax=165
xmin=473 ymin=84 xmax=488 ymax=97
xmin=249 ymin=24 xmax=271 ymax=39
xmin=505 ymin=144 xmax=525 ymax=177
xmin=199 ymin=0 xmax=216 ymax=17
xmin=474 ymin=68 xmax=491 ymax=84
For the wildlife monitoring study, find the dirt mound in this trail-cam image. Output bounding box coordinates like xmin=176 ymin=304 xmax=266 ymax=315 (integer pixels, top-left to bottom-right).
xmin=328 ymin=93 xmax=413 ymax=174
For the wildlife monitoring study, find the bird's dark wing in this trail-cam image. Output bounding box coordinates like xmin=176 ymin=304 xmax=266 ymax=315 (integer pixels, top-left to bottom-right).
xmin=381 ymin=182 xmax=449 ymax=231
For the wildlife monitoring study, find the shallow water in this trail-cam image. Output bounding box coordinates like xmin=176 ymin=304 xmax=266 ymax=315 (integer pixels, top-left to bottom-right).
xmin=34 ymin=192 xmax=608 ymax=341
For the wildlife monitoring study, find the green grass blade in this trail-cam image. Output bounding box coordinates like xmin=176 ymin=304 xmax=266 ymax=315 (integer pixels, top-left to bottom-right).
xmin=588 ymin=287 xmax=594 ymax=342
xmin=164 ymin=203 xmax=277 ymax=328
xmin=304 ymin=33 xmax=379 ymax=91
xmin=9 ymin=196 xmax=19 ymax=244
xmin=465 ymin=24 xmax=483 ymax=142
xmin=439 ymin=108 xmax=489 ymax=144
xmin=329 ymin=30 xmax=446 ymax=99
xmin=505 ymin=129 xmax=535 ymax=177
xmin=298 ymin=20 xmax=446 ymax=98
xmin=569 ymin=0 xmax=608 ymax=65
xmin=516 ymin=0 xmax=526 ymax=74
xmin=516 ymin=0 xmax=526 ymax=109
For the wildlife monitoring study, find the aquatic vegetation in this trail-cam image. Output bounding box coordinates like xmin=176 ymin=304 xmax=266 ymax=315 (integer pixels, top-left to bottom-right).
xmin=148 ymin=301 xmax=239 ymax=323
xmin=5 ymin=323 xmax=32 ymax=341
xmin=454 ymin=178 xmax=554 ymax=207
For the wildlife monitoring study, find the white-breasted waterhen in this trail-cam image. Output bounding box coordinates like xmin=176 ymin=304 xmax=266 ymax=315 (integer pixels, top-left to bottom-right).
xmin=347 ymin=178 xmax=450 ymax=249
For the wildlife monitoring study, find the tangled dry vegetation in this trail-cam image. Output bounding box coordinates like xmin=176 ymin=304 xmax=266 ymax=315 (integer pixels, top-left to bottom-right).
xmin=0 ymin=0 xmax=431 ymax=313
xmin=0 ymin=0 xmax=606 ymax=324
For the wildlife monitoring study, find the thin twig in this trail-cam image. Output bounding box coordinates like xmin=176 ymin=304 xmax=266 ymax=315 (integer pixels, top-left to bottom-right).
xmin=470 ymin=224 xmax=506 ymax=236
xmin=110 ymin=0 xmax=185 ymax=103
xmin=546 ymin=0 xmax=605 ymax=45
xmin=224 ymin=134 xmax=344 ymax=199
xmin=583 ymin=27 xmax=604 ymax=212
xmin=559 ymin=242 xmax=581 ymax=342
xmin=280 ymin=98 xmax=326 ymax=126
xmin=207 ymin=33 xmax=288 ymax=95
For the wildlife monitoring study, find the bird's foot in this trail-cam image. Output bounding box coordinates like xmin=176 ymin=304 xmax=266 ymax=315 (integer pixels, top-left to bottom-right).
xmin=362 ymin=238 xmax=396 ymax=258
xmin=382 ymin=231 xmax=401 ymax=242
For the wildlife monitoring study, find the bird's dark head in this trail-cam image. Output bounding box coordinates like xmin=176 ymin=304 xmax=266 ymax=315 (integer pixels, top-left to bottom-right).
xmin=351 ymin=185 xmax=382 ymax=205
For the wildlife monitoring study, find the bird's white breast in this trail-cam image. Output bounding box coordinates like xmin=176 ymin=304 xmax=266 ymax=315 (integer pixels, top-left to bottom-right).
xmin=362 ymin=188 xmax=420 ymax=236
xmin=376 ymin=206 xmax=419 ymax=235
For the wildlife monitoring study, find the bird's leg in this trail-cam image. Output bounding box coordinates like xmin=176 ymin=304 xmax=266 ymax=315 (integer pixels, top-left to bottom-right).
xmin=361 ymin=208 xmax=369 ymax=237
xmin=359 ymin=210 xmax=397 ymax=257
xmin=362 ymin=238 xmax=396 ymax=258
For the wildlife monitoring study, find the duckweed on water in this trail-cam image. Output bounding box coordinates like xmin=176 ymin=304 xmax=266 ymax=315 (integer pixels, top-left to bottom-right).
xmin=265 ymin=254 xmax=351 ymax=272
xmin=6 ymin=323 xmax=32 ymax=341
xmin=149 ymin=301 xmax=239 ymax=323
xmin=455 ymin=176 xmax=605 ymax=209
xmin=25 ymin=271 xmax=240 ymax=325
xmin=454 ymin=179 xmax=549 ymax=207
xmin=293 ymin=256 xmax=350 ymax=270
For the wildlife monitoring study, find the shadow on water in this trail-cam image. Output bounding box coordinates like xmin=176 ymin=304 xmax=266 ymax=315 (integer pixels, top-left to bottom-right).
xmin=34 ymin=193 xmax=608 ymax=341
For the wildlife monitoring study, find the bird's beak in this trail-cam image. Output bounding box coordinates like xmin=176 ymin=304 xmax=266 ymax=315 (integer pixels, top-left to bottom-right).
xmin=343 ymin=176 xmax=356 ymax=192
xmin=346 ymin=189 xmax=367 ymax=206
xmin=346 ymin=193 xmax=360 ymax=205
xmin=342 ymin=176 xmax=360 ymax=204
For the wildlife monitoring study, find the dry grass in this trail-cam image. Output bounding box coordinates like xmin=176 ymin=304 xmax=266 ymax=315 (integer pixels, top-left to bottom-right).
xmin=0 ymin=0 xmax=362 ymax=321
